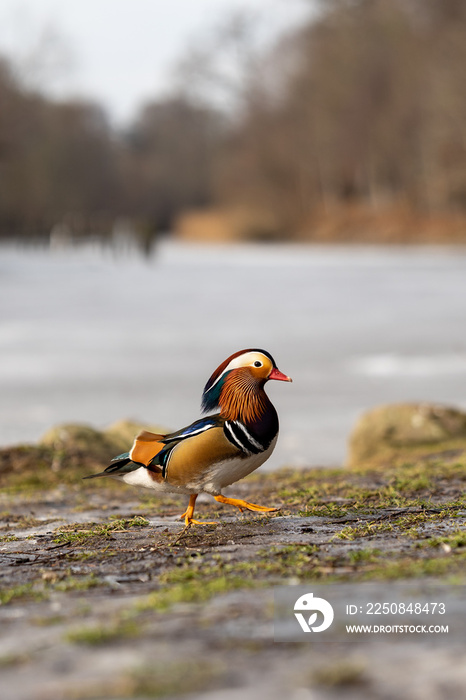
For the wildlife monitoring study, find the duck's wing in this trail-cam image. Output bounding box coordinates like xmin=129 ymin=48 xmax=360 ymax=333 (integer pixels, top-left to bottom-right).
xmin=143 ymin=417 xmax=231 ymax=478
xmin=127 ymin=416 xmax=227 ymax=473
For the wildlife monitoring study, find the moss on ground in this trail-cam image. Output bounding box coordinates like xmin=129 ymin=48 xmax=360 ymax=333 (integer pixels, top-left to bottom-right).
xmin=52 ymin=516 xmax=150 ymax=545
xmin=65 ymin=660 xmax=224 ymax=699
xmin=0 ymin=583 xmax=47 ymax=606
xmin=65 ymin=618 xmax=142 ymax=646
xmin=0 ymin=437 xmax=465 ymax=616
xmin=1 ymin=424 xmax=465 ymax=700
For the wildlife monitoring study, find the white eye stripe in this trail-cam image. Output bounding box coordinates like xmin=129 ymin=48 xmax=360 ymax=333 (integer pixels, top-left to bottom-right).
xmin=226 ymin=353 xmax=266 ymax=371
xmin=206 ymin=352 xmax=269 ymax=392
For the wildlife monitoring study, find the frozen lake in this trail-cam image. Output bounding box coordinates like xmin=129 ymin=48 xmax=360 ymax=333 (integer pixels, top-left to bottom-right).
xmin=1 ymin=240 xmax=466 ymax=468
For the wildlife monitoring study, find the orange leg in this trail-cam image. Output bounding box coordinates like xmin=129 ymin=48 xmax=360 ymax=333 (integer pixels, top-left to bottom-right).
xmin=214 ymin=494 xmax=278 ymax=514
xmin=179 ymin=494 xmax=218 ymax=527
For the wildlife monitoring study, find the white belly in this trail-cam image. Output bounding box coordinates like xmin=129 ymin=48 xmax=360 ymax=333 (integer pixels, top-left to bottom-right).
xmin=116 ymin=468 xmax=192 ymax=494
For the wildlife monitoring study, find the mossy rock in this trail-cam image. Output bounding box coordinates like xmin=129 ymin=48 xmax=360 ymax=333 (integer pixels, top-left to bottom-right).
xmin=0 ymin=445 xmax=52 ymax=479
xmin=347 ymin=402 xmax=466 ymax=467
xmin=39 ymin=424 xmax=120 ymax=465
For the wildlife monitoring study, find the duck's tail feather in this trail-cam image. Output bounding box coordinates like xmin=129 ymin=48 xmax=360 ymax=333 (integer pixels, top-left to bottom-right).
xmin=83 ymin=452 xmax=141 ymax=479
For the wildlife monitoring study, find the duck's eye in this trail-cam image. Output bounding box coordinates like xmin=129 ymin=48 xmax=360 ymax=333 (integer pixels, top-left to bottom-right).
xmin=254 ymin=361 xmax=262 ymax=367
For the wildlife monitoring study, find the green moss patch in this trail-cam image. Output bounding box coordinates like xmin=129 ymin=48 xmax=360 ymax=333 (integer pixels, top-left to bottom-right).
xmin=52 ymin=516 xmax=150 ymax=545
xmin=0 ymin=584 xmax=46 ymax=606
xmin=66 ymin=660 xmax=224 ymax=700
xmin=65 ymin=618 xmax=142 ymax=645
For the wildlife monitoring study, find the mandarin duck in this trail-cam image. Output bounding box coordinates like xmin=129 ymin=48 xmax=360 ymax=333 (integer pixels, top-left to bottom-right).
xmin=85 ymin=349 xmax=291 ymax=526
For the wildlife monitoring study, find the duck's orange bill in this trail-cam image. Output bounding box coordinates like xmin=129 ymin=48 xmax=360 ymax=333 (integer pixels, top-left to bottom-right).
xmin=269 ymin=367 xmax=292 ymax=382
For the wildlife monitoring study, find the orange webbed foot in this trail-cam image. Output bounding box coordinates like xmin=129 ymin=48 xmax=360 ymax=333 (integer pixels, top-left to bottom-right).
xmin=214 ymin=494 xmax=279 ymax=514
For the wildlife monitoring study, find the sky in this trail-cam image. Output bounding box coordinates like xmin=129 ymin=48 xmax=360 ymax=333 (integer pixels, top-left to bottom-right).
xmin=0 ymin=0 xmax=312 ymax=126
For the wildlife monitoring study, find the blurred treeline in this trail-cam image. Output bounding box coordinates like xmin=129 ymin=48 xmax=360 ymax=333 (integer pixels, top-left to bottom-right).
xmin=2 ymin=0 xmax=466 ymax=244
